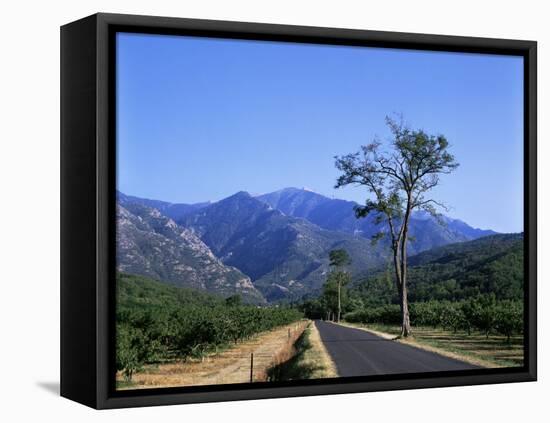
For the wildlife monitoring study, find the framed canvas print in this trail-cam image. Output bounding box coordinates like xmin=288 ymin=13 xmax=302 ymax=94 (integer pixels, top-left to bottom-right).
xmin=60 ymin=13 xmax=537 ymax=409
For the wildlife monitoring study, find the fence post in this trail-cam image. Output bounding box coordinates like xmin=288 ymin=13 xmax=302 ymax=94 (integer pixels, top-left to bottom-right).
xmin=250 ymin=353 xmax=254 ymax=383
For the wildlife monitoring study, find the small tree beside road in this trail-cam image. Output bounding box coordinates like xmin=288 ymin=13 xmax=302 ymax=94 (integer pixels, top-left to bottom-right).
xmin=329 ymin=249 xmax=352 ymax=323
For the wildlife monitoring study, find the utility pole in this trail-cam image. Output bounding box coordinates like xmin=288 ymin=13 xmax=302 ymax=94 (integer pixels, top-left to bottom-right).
xmin=337 ymin=272 xmax=341 ymax=323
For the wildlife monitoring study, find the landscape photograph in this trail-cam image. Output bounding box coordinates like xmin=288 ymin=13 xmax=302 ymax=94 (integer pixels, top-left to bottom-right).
xmin=115 ymin=32 xmax=525 ymax=390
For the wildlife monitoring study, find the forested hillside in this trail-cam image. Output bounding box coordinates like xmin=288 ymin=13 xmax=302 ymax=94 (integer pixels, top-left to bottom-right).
xmin=353 ymin=233 xmax=524 ymax=305
xmin=116 ymin=273 xmax=303 ymax=381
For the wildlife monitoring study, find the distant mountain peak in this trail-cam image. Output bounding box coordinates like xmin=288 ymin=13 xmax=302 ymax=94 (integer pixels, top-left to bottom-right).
xmin=301 ymin=186 xmax=317 ymax=193
xmin=227 ymin=190 xmax=252 ymax=199
xmin=277 ymin=186 xmax=321 ymax=195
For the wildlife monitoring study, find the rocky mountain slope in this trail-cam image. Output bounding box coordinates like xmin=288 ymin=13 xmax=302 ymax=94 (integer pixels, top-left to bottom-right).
xmin=116 ymin=200 xmax=265 ymax=303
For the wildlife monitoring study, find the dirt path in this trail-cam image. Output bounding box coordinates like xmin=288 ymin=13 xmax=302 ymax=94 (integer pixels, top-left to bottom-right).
xmin=119 ymin=320 xmax=308 ymax=389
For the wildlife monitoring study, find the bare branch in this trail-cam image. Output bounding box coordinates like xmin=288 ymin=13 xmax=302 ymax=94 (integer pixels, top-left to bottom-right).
xmin=413 ymin=198 xmax=449 ymax=212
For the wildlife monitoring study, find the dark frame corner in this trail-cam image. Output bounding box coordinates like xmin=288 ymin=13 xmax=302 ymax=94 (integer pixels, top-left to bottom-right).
xmin=61 ymin=12 xmax=537 ymax=409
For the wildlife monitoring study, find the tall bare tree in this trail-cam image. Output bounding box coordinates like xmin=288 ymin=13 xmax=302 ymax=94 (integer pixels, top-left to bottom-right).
xmin=334 ymin=116 xmax=458 ymax=337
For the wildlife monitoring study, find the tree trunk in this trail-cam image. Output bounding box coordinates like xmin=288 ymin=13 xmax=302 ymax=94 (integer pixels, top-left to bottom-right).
xmin=399 ymin=206 xmax=412 ymax=337
xmin=392 ymin=246 xmax=402 ymax=295
xmin=392 ymin=244 xmax=411 ymax=336
xmin=400 ymin=283 xmax=412 ymax=337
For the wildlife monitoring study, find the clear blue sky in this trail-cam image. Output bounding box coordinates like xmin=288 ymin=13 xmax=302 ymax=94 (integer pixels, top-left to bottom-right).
xmin=116 ymin=32 xmax=524 ymax=233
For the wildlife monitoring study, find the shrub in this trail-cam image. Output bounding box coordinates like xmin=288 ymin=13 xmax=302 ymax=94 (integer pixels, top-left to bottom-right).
xmin=439 ymin=303 xmax=464 ymax=333
xmin=495 ymin=301 xmax=523 ymax=342
xmin=343 ymin=295 xmax=522 ymax=340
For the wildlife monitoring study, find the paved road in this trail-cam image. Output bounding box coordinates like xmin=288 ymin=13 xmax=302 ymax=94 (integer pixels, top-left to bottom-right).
xmin=315 ymin=320 xmax=478 ymax=377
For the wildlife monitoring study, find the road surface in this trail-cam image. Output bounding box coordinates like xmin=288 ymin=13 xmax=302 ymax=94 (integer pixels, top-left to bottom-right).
xmin=315 ymin=320 xmax=478 ymax=376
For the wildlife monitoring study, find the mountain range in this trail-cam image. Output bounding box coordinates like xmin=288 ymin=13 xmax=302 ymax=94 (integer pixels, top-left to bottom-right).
xmin=257 ymin=188 xmax=495 ymax=254
xmin=116 ymin=187 xmax=496 ymax=302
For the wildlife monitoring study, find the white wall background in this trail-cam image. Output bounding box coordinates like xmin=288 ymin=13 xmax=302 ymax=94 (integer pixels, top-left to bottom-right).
xmin=0 ymin=0 xmax=546 ymax=421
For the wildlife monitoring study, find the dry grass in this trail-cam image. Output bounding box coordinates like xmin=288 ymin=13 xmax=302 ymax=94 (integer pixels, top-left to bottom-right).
xmin=343 ymin=322 xmax=524 ymax=368
xmin=117 ymin=321 xmax=308 ymax=390
xmin=267 ymin=321 xmax=338 ymax=381
xmin=261 ymin=322 xmax=308 ymax=380
xmin=308 ymin=321 xmax=339 ymax=378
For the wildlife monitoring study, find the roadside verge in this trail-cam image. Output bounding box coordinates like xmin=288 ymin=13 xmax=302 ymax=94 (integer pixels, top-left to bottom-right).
xmin=267 ymin=321 xmax=339 ymax=381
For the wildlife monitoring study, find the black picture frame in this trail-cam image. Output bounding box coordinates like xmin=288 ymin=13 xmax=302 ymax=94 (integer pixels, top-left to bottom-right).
xmin=60 ymin=12 xmax=537 ymax=409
